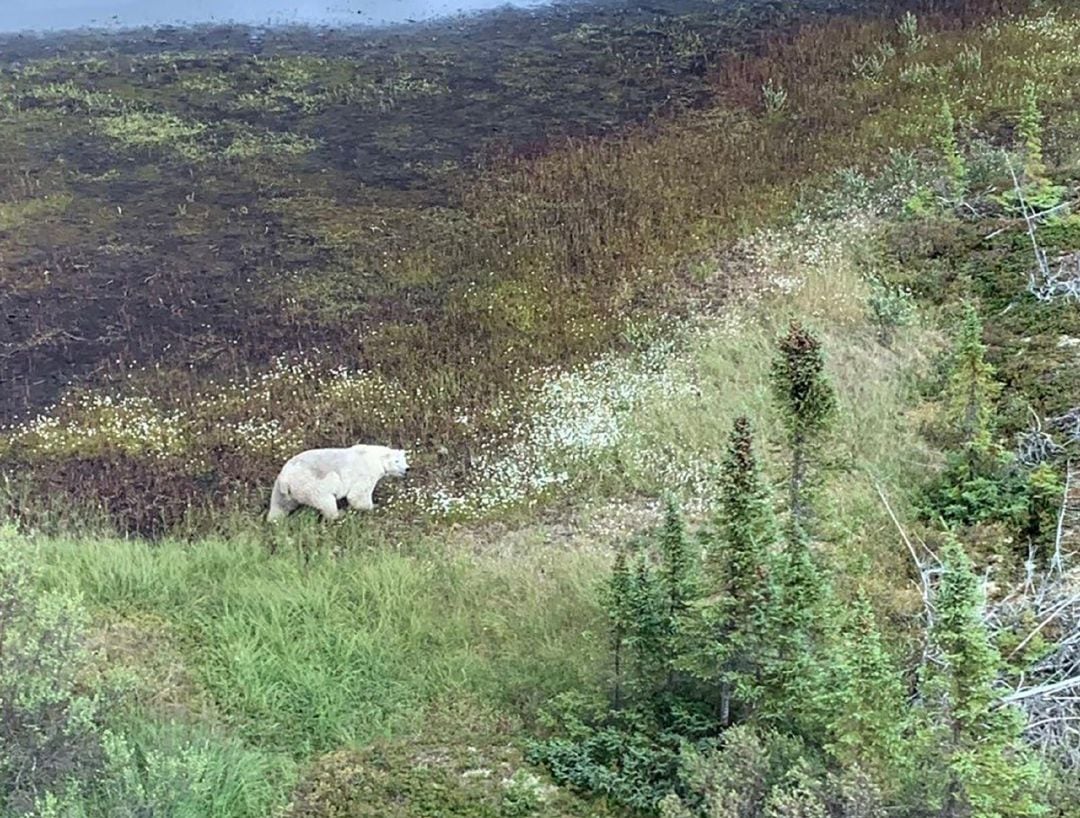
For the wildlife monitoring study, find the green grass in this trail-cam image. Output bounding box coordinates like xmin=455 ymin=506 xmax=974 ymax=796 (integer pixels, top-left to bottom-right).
xmin=2 ymin=518 xmax=613 ymax=815
xmin=0 ymin=192 xmax=72 ymax=231
xmin=88 ymin=720 xmax=295 ymax=818
xmin=98 ymin=111 xmax=209 ymax=158
xmin=32 ymin=531 xmax=607 ymax=757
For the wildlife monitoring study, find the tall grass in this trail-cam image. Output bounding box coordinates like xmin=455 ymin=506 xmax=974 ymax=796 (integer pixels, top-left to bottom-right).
xmin=32 ymin=532 xmax=607 ymax=756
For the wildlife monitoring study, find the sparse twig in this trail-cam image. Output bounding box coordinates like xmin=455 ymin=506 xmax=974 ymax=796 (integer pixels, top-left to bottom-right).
xmin=1007 ymin=154 xmax=1050 ymax=276
xmin=1052 ymin=460 xmax=1075 ymax=576
xmin=999 ymin=675 xmax=1080 ymax=706
xmin=1006 ymin=154 xmax=1080 ymax=302
xmin=874 ymin=480 xmax=923 ymax=571
xmin=987 ymin=557 xmax=1080 ymax=768
xmin=1015 ymin=408 xmax=1065 ymax=467
xmin=1007 ymin=592 xmax=1080 ymax=660
xmin=1051 ymin=409 xmax=1080 ymax=443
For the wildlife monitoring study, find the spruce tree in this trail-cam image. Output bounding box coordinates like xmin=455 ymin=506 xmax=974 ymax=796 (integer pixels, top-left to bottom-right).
xmin=658 ymin=496 xmax=696 ymax=691
xmin=713 ymin=417 xmax=777 ymax=601
xmin=700 ymin=417 xmax=779 ymax=725
xmin=925 ymin=536 xmax=1046 ymax=818
xmin=1003 ymin=81 xmax=1061 ymax=214
xmin=935 ymin=98 xmax=968 ymax=205
xmin=771 ymin=320 xmax=836 ymax=535
xmin=920 ymin=302 xmax=1031 ymax=531
xmin=660 ymin=495 xmax=695 ymax=622
xmin=759 ymin=525 xmax=831 ymax=738
xmin=767 ymin=323 xmax=838 ymax=737
xmin=1018 ymin=81 xmax=1047 ymax=186
xmin=827 ymin=591 xmax=908 ymax=793
xmin=944 ymin=303 xmax=1001 ymax=459
xmin=628 ymin=555 xmax=667 ymax=697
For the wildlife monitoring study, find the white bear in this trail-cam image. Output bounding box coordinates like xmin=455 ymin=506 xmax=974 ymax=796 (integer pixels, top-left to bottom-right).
xmin=267 ymin=444 xmax=410 ymax=522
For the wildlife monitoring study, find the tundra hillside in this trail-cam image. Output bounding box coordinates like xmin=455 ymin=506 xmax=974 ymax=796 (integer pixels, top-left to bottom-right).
xmin=2 ymin=0 xmax=1080 ymax=816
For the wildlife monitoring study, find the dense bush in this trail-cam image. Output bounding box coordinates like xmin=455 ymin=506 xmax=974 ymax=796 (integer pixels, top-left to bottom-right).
xmin=917 ymin=304 xmax=1067 ymax=559
xmin=0 ymin=531 xmax=107 ymax=815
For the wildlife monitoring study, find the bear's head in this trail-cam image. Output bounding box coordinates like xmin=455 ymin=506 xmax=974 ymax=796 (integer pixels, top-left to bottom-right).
xmin=383 ymin=448 xmax=410 ymax=478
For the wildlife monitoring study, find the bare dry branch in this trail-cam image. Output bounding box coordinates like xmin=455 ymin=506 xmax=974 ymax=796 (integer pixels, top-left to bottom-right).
xmin=1003 ymin=155 xmax=1080 ymax=303
xmin=872 ymin=480 xmax=936 ymax=623
xmin=1007 ymin=593 xmax=1080 ymax=661
xmin=999 ymin=676 xmax=1080 ymax=705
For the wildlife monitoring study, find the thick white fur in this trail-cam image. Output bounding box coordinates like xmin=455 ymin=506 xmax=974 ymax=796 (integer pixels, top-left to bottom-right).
xmin=267 ymin=444 xmax=409 ymax=522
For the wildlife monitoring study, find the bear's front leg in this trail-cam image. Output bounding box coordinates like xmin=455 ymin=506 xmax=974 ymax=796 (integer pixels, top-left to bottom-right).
xmin=346 ymin=486 xmax=375 ymax=512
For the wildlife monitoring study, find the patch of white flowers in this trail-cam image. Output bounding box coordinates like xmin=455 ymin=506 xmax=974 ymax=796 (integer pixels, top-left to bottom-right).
xmin=721 ymin=204 xmax=882 ymax=325
xmin=2 ymin=353 xmax=397 ymax=463
xmin=401 ymin=333 xmax=700 ymax=518
xmin=1004 ymin=10 xmax=1080 ymax=75
xmin=1013 ymin=10 xmax=1080 ymax=39
xmin=6 ymin=394 xmax=187 ymax=459
xmin=224 ymin=417 xmax=302 ymax=458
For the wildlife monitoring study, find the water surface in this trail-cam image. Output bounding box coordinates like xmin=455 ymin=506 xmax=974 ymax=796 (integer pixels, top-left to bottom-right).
xmin=0 ymin=0 xmax=551 ymax=33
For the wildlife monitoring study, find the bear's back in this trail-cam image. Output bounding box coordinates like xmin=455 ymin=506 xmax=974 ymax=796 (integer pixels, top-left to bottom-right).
xmin=284 ymin=447 xmax=355 ymax=479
